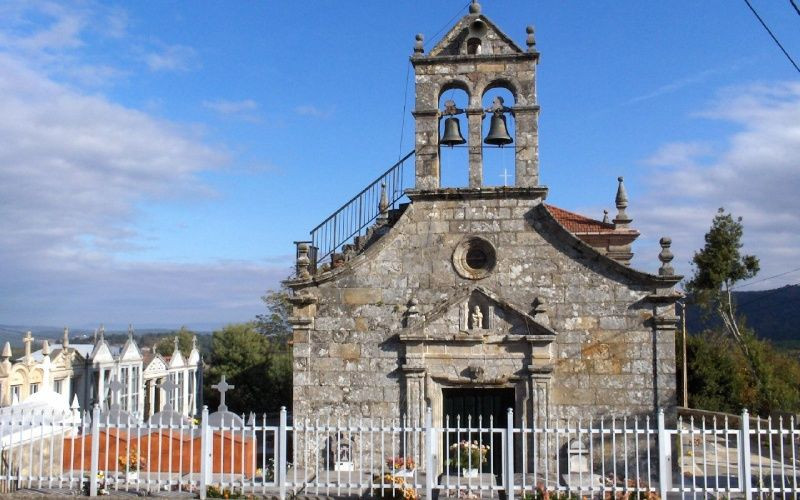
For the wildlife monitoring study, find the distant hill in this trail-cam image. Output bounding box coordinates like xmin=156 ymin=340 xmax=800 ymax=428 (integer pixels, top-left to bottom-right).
xmin=685 ymin=284 xmax=800 ymax=347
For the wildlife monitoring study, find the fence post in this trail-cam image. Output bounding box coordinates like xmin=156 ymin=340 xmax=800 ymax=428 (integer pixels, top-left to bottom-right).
xmin=278 ymin=406 xmax=287 ymax=500
xmin=199 ymin=406 xmax=210 ymax=500
xmin=89 ymin=404 xmax=99 ymax=497
xmin=506 ymin=408 xmax=515 ymax=500
xmin=740 ymin=409 xmax=752 ymax=497
xmin=424 ymin=406 xmax=433 ymax=500
xmin=657 ymin=409 xmax=671 ymax=499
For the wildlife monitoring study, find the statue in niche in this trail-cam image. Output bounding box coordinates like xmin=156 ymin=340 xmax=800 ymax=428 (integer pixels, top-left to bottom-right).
xmin=470 ymin=305 xmax=484 ymax=330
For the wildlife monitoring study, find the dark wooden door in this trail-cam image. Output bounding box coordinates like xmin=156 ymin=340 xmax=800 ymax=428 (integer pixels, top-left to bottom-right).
xmin=442 ymin=387 xmax=514 ymax=475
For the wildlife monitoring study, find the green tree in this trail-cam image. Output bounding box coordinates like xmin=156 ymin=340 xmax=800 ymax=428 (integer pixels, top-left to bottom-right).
xmin=255 ymin=288 xmax=292 ymax=342
xmin=685 ymin=208 xmax=759 ymax=357
xmin=203 ymin=322 xmax=291 ymax=415
xmin=156 ymin=326 xmax=195 ymax=358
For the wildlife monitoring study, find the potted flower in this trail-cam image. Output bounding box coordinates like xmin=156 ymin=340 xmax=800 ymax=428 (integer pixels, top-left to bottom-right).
xmin=449 ymin=440 xmax=489 ymax=478
xmin=386 ymin=456 xmax=416 ymax=477
xmin=118 ymin=446 xmax=147 ymax=481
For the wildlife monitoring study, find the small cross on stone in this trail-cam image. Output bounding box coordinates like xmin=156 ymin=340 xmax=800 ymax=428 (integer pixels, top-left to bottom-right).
xmin=212 ymin=374 xmax=235 ymax=412
xmin=23 ymin=331 xmax=34 ymax=359
xmin=159 ymin=378 xmax=180 ymax=412
xmin=107 ymin=376 xmax=124 ymax=410
xmin=499 ymin=168 xmax=511 ymax=187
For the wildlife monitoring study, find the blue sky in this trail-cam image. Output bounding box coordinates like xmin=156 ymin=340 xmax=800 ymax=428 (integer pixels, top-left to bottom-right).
xmin=1 ymin=1 xmax=799 ymax=330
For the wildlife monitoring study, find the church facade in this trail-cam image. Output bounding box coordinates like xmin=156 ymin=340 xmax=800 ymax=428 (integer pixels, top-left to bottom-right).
xmin=0 ymin=328 xmax=201 ymax=419
xmin=286 ymin=2 xmax=681 ymax=428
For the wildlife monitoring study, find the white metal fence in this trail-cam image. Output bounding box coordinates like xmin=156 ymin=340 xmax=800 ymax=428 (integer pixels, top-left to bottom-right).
xmin=0 ymin=406 xmax=797 ymax=498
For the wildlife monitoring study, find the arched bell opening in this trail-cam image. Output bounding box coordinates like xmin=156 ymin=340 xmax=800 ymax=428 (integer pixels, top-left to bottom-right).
xmin=438 ymin=87 xmax=470 ymax=188
xmin=481 ymin=87 xmax=516 ymax=187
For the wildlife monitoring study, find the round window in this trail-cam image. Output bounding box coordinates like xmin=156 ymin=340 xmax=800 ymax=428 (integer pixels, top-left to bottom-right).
xmin=453 ymin=237 xmax=496 ymax=279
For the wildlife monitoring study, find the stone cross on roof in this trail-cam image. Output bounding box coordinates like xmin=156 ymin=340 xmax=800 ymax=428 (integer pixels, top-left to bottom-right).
xmin=500 ymin=168 xmax=511 ymax=186
xmin=23 ymin=331 xmax=34 ymax=359
xmin=107 ymin=376 xmax=124 ymax=411
xmin=158 ymin=377 xmax=179 ymax=412
xmin=212 ymin=374 xmax=235 ymax=412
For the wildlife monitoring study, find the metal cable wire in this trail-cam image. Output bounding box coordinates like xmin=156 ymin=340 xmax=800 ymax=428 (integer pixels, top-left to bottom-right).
xmin=743 ymin=0 xmax=800 ymax=73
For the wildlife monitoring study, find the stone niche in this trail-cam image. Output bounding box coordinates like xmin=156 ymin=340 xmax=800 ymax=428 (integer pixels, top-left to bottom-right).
xmin=399 ymin=287 xmax=555 ymax=429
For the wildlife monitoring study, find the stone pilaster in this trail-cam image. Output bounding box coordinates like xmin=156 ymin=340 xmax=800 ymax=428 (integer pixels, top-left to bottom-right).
xmin=514 ymin=106 xmax=539 ymax=187
xmin=413 ymin=109 xmax=440 ymax=190
xmin=467 ymin=108 xmax=484 ymax=187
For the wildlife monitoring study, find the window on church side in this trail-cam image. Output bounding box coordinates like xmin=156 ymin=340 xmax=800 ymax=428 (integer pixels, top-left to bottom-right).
xmin=54 ymin=379 xmax=63 ymax=395
xmin=130 ymin=366 xmax=139 ymax=414
xmin=120 ymin=366 xmax=129 ymax=410
xmin=187 ymin=370 xmax=195 ymax=411
xmin=30 ymin=383 xmax=39 ymax=395
xmin=10 ymin=385 xmax=20 ymax=401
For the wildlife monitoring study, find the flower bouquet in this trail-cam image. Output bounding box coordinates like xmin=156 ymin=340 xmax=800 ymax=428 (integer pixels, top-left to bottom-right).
xmin=386 ymin=456 xmax=416 ymax=477
xmin=449 ymin=440 xmax=489 ymax=477
xmin=118 ymin=446 xmax=147 ymax=480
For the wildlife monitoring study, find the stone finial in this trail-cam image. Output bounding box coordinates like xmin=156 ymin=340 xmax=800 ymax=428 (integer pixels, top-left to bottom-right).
xmin=413 ymin=33 xmax=424 ymax=54
xmin=23 ymin=331 xmax=33 ymax=360
xmin=613 ymin=176 xmax=632 ymax=228
xmin=602 ymin=210 xmax=609 ymax=224
xmin=173 ymin=335 xmax=180 ymax=354
xmin=128 ymin=324 xmax=134 ymax=342
xmin=2 ymin=342 xmax=11 ymax=359
xmin=42 ymin=340 xmax=50 ymax=356
xmin=296 ymin=242 xmax=311 ymax=279
xmin=658 ymin=237 xmax=675 ymax=276
xmin=378 ymin=182 xmax=389 ymax=216
xmin=192 ymin=335 xmax=198 ymax=350
xmin=526 ymin=26 xmax=536 ymax=51
xmin=469 ymin=0 xmax=481 ymax=14
xmin=62 ymin=327 xmax=69 ymax=349
xmin=98 ymin=324 xmax=105 ymax=342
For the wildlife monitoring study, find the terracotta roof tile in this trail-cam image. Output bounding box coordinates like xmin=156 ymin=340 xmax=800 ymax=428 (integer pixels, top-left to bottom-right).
xmin=545 ymin=204 xmax=616 ymax=233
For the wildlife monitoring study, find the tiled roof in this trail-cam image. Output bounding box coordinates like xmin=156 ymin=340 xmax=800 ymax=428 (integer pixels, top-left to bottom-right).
xmin=545 ymin=204 xmax=616 ymax=233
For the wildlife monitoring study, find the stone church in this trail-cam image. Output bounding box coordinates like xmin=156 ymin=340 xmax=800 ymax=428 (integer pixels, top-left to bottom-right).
xmin=286 ymin=1 xmax=681 ymax=427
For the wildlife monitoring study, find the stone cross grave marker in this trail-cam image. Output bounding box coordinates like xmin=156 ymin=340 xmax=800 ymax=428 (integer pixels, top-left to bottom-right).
xmin=107 ymin=376 xmax=124 ymax=411
xmin=23 ymin=331 xmax=34 ymax=359
xmin=158 ymin=378 xmax=180 ymax=412
xmin=212 ymin=374 xmax=234 ymax=412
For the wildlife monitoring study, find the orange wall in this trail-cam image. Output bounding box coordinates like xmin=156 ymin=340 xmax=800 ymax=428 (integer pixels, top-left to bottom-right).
xmin=63 ymin=429 xmax=256 ymax=477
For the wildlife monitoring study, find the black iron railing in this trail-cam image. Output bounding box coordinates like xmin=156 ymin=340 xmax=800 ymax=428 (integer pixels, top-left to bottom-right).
xmin=309 ymin=150 xmax=415 ymax=267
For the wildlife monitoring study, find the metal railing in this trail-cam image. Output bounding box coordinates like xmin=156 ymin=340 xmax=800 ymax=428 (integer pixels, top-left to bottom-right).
xmin=309 ymin=150 xmax=414 ymax=267
xmin=1 ymin=407 xmax=798 ymax=498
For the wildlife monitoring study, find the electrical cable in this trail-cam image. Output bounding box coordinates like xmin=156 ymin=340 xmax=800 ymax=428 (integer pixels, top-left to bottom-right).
xmin=398 ymin=2 xmax=471 ymax=160
xmin=731 ymin=266 xmax=800 ymax=290
xmin=790 ymin=0 xmax=800 ymax=17
xmin=737 ymin=281 xmax=799 ymax=307
xmin=743 ymin=0 xmax=800 ymax=73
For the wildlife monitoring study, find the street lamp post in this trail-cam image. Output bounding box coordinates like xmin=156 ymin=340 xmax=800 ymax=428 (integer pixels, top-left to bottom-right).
xmin=676 ymin=301 xmax=688 ymax=407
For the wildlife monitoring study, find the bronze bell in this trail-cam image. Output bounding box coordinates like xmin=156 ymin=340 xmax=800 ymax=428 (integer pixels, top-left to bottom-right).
xmin=440 ymin=116 xmax=466 ymax=147
xmin=484 ymin=113 xmax=513 ymax=146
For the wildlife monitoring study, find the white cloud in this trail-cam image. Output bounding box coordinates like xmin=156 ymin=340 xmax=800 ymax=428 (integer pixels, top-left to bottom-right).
xmin=203 ymin=99 xmax=261 ymax=121
xmin=203 ymin=99 xmax=258 ymax=115
xmin=144 ymin=44 xmax=197 ymax=72
xmin=0 ymin=1 xmax=287 ymax=328
xmin=294 ymin=104 xmax=334 ymax=119
xmin=631 ymin=82 xmax=800 ymax=290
